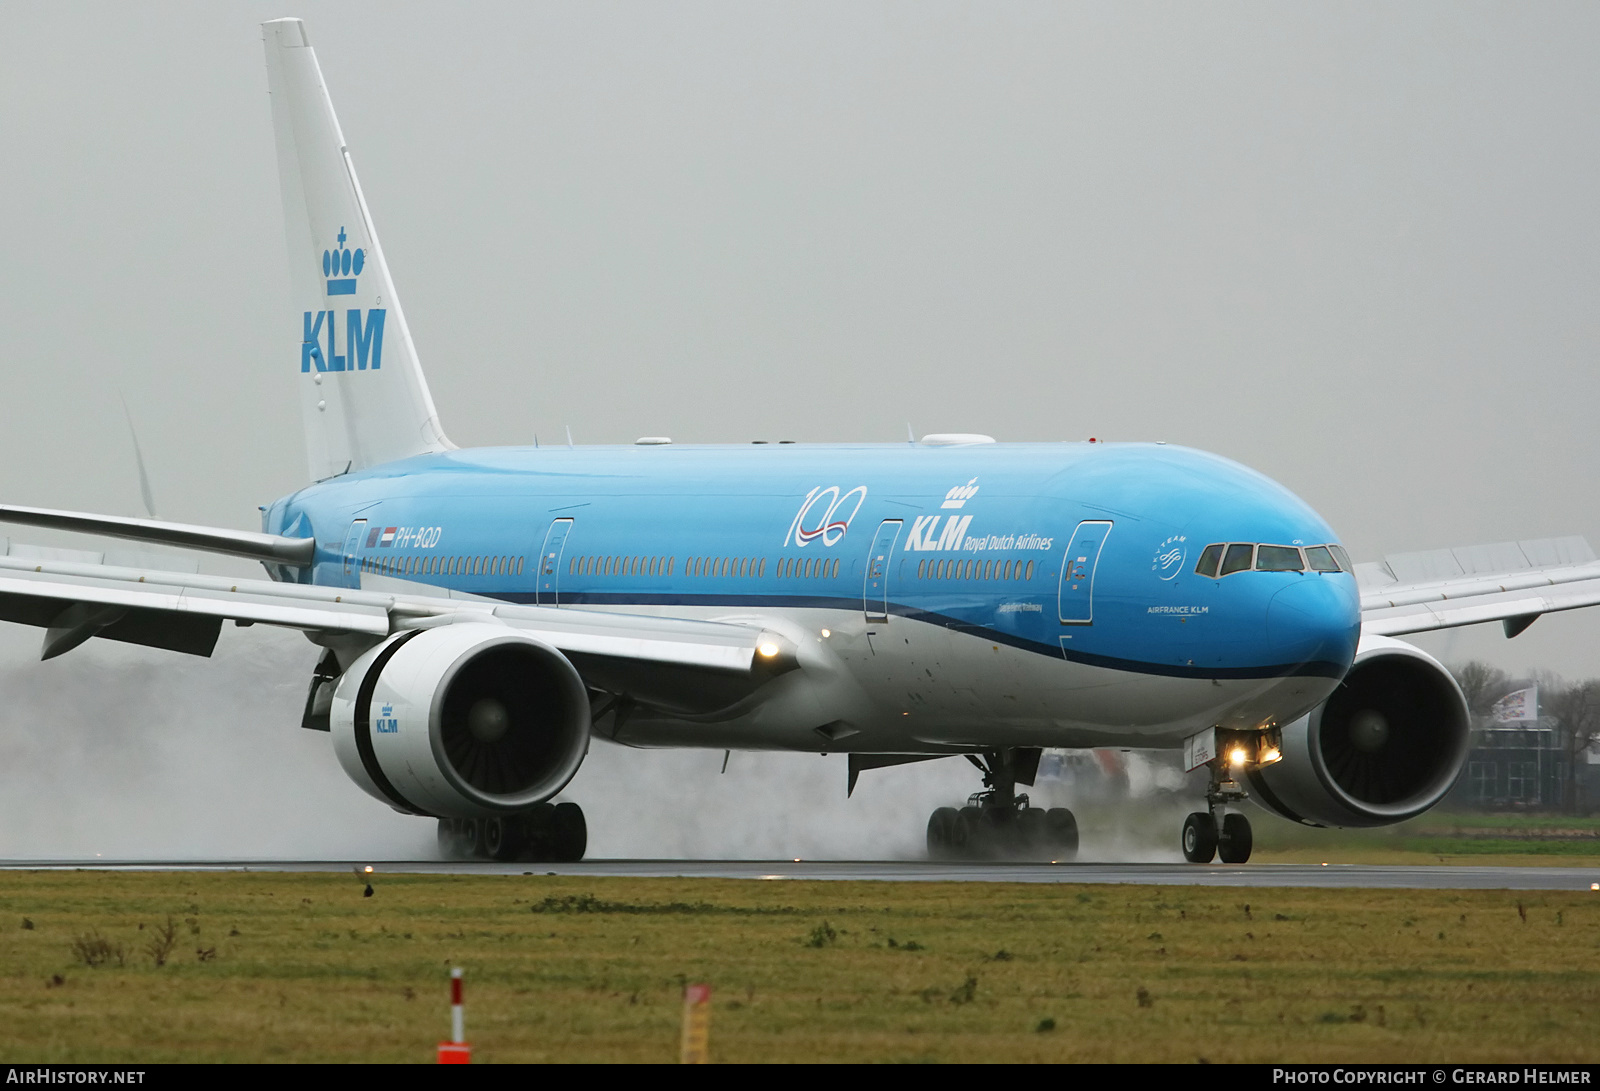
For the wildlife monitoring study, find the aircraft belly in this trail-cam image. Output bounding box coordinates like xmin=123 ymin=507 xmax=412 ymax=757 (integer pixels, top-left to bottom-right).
xmin=567 ymin=604 xmax=1333 ymax=753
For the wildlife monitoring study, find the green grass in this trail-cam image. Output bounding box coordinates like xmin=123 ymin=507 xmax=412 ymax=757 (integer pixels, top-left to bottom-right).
xmin=1239 ymin=806 xmax=1600 ymax=864
xmin=3 ymin=871 xmax=1600 ymax=1062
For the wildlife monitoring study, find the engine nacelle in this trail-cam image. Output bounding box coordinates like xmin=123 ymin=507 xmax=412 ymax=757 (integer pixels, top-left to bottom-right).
xmin=1247 ymin=634 xmax=1469 ymax=828
xmin=330 ymin=623 xmax=591 ymax=819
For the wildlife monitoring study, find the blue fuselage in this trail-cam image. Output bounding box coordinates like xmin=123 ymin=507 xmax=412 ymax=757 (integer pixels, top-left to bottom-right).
xmin=263 ymin=441 xmax=1360 ymax=750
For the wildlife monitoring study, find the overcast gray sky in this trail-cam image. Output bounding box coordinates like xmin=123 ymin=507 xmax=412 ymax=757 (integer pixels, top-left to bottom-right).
xmin=3 ymin=0 xmax=1599 ymax=688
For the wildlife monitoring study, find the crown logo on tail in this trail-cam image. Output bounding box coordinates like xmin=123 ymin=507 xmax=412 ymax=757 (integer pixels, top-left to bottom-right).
xmin=323 ymin=227 xmax=365 ymax=296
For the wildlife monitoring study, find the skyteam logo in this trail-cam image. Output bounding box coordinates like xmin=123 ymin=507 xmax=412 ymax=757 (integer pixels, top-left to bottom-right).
xmin=784 ymin=485 xmax=868 ymax=548
xmin=301 ymin=226 xmax=386 ymax=374
xmin=323 ymin=226 xmax=365 ymax=295
xmin=1152 ymin=535 xmax=1187 ymax=581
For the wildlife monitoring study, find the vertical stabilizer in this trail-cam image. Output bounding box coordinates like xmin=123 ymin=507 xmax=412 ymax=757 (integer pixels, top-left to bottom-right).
xmin=262 ymin=19 xmax=452 ymax=481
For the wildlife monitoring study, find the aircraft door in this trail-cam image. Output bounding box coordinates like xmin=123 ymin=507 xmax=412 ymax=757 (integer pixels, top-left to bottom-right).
xmin=863 ymin=519 xmax=903 ymax=623
xmin=536 ymin=518 xmax=575 ymax=605
xmin=341 ymin=519 xmax=367 ymax=584
xmin=1058 ymin=520 xmax=1113 ymax=624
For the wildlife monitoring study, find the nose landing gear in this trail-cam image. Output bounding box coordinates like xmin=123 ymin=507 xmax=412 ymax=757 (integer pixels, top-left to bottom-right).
xmin=925 ymin=748 xmax=1078 ymax=861
xmin=1181 ymin=760 xmax=1253 ymax=863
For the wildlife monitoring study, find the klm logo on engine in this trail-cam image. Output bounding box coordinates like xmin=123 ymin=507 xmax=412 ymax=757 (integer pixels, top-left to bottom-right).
xmin=301 ymin=226 xmax=385 ymax=372
xmin=375 ymin=703 xmax=399 ymax=734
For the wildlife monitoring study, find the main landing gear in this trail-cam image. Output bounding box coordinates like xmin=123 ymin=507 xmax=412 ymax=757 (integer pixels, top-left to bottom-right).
xmin=926 ymin=748 xmax=1079 ymax=861
xmin=437 ymin=802 xmax=587 ymax=863
xmin=1181 ymin=758 xmax=1253 ymax=864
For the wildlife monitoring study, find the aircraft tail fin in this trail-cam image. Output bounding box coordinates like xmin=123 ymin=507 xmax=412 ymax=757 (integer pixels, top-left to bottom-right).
xmin=262 ymin=19 xmax=453 ymax=481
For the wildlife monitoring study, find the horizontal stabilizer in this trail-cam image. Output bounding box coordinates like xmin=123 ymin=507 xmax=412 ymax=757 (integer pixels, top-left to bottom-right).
xmin=0 ymin=505 xmax=315 ymax=567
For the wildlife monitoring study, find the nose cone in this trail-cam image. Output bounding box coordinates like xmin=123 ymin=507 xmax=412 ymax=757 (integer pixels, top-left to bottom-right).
xmin=1267 ymin=577 xmax=1360 ymax=672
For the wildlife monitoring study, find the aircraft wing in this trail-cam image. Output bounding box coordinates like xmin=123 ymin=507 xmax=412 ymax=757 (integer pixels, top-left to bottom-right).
xmin=0 ymin=551 xmax=780 ymax=680
xmin=1358 ymin=535 xmax=1600 ymax=638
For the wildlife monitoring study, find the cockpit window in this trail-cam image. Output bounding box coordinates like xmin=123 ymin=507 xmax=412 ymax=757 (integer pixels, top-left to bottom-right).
xmin=1304 ymin=545 xmax=1340 ymax=572
xmin=1194 ymin=543 xmax=1224 ymax=578
xmin=1195 ymin=541 xmax=1349 ymax=577
xmin=1255 ymin=545 xmax=1304 ymax=572
xmin=1219 ymin=543 xmax=1254 ymax=576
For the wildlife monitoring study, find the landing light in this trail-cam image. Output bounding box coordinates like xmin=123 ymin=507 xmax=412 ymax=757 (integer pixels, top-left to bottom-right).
xmin=1259 ymin=747 xmax=1282 ymax=765
xmin=820 ymin=629 xmax=831 ymax=638
xmin=1228 ymin=747 xmax=1249 ymax=767
xmin=758 ymin=643 xmax=781 ymax=658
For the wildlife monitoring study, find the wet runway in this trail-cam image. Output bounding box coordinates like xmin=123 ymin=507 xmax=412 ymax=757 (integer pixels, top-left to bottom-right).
xmin=4 ymin=858 xmax=1599 ymax=890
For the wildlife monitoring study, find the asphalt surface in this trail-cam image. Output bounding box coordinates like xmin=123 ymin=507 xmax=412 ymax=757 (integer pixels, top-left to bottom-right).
xmin=3 ymin=859 xmax=1598 ymax=890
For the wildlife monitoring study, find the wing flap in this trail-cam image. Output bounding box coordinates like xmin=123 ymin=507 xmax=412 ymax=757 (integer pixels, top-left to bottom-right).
xmin=0 ymin=554 xmax=777 ymax=679
xmin=1359 ymin=535 xmax=1600 ymax=637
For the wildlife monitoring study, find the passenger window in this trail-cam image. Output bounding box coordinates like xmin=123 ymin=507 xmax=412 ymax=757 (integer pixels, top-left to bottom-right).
xmin=1255 ymin=545 xmax=1304 ymax=572
xmin=1195 ymin=544 xmax=1223 ymax=578
xmin=1220 ymin=544 xmax=1253 ymax=576
xmin=1305 ymin=546 xmax=1340 ymax=573
xmin=1025 ymin=560 xmax=1034 ymax=580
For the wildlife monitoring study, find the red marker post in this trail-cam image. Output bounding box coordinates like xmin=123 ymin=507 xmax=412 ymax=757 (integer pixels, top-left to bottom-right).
xmin=437 ymin=967 xmax=470 ymax=1063
xmin=680 ymin=983 xmax=711 ymax=1064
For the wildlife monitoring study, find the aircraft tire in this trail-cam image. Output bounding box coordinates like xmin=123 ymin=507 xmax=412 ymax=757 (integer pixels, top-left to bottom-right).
xmin=926 ymin=807 xmax=960 ymax=859
xmin=1182 ymin=812 xmax=1218 ymax=863
xmin=955 ymin=807 xmax=984 ymax=859
xmin=1218 ymin=813 xmax=1253 ymax=864
xmin=1044 ymin=808 xmax=1079 ymax=858
xmin=551 ymin=801 xmax=587 ymax=862
xmin=1017 ymin=807 xmax=1047 ymax=857
xmin=979 ymin=806 xmax=1013 ymax=857
xmin=437 ymin=818 xmax=469 ymax=860
xmin=485 ymin=815 xmax=527 ymax=861
xmin=460 ymin=818 xmax=488 ymax=860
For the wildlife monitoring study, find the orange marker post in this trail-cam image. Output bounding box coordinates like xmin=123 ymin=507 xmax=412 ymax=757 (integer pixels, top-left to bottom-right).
xmin=437 ymin=967 xmax=471 ymax=1063
xmin=680 ymin=983 xmax=711 ymax=1064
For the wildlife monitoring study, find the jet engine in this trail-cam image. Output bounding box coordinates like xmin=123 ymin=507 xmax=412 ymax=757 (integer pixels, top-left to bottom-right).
xmin=1247 ymin=634 xmax=1469 ymax=828
xmin=329 ymin=623 xmax=591 ymax=818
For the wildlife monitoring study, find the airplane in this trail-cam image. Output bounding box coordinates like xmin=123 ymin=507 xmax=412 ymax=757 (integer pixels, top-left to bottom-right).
xmin=4 ymin=17 xmax=1600 ymax=865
